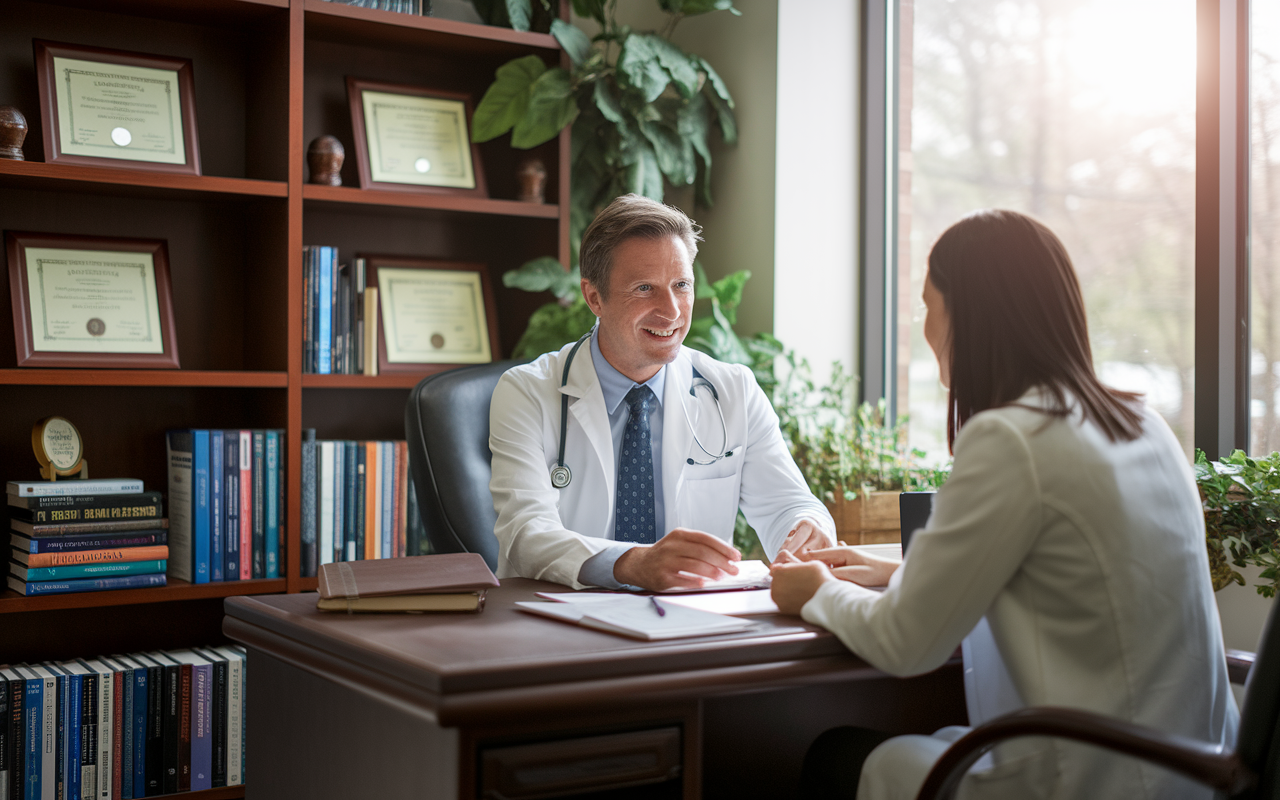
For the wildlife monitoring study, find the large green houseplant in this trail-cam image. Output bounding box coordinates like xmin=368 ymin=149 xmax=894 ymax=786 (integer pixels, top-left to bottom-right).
xmin=1196 ymin=449 xmax=1280 ymax=597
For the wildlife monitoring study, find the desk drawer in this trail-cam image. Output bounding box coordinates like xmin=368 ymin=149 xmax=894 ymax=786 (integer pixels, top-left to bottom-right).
xmin=480 ymin=726 xmax=682 ymax=799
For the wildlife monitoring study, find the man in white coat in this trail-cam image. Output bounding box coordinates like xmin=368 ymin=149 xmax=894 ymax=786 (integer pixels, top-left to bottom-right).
xmin=488 ymin=194 xmax=835 ymax=591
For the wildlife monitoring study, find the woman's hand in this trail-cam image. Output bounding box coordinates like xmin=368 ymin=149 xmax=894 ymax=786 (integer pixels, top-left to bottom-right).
xmin=799 ymin=546 xmax=901 ymax=587
xmin=770 ymin=550 xmax=836 ymax=614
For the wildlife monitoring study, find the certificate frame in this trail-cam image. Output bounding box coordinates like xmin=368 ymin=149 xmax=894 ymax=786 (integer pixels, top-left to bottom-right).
xmin=363 ymin=255 xmax=500 ymax=373
xmin=34 ymin=39 xmax=201 ymax=175
xmin=6 ymin=231 xmax=180 ymax=369
xmin=346 ymin=78 xmax=488 ymax=197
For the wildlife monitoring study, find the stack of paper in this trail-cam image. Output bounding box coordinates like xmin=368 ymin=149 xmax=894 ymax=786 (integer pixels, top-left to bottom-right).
xmin=516 ymin=594 xmax=756 ymax=640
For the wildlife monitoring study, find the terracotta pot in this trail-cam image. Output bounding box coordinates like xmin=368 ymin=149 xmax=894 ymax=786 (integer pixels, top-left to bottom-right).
xmin=825 ymin=490 xmax=901 ymax=545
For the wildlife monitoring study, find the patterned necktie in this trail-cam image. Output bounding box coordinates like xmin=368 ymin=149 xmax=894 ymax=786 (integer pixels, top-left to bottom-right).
xmin=615 ymin=385 xmax=658 ymax=544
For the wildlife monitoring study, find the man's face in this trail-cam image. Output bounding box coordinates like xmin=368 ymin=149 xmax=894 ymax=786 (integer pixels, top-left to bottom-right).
xmin=582 ymin=235 xmax=695 ymax=384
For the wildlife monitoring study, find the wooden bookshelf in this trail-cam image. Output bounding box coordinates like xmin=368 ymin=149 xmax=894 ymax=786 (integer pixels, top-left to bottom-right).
xmin=1 ymin=0 xmax=569 ymax=792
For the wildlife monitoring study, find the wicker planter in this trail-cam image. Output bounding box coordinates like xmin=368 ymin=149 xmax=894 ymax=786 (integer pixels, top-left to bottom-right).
xmin=825 ymin=491 xmax=901 ymax=545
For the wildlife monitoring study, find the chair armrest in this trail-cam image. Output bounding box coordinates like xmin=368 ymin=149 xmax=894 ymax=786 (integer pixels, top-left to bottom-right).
xmin=1227 ymin=649 xmax=1256 ymax=685
xmin=915 ymin=707 xmax=1253 ymax=800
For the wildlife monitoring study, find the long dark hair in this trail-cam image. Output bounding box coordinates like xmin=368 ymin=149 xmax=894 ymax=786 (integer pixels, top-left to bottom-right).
xmin=928 ymin=209 xmax=1143 ymax=452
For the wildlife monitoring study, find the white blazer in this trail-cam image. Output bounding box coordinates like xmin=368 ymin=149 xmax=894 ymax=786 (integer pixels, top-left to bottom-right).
xmin=801 ymin=388 xmax=1239 ymax=800
xmin=489 ymin=340 xmax=833 ymax=588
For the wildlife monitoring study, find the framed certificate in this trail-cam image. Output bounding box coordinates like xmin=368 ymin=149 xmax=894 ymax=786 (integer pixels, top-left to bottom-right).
xmin=364 ymin=255 xmax=499 ymax=373
xmin=347 ymin=78 xmax=487 ymax=196
xmin=34 ymin=40 xmax=201 ymax=175
xmin=6 ymin=231 xmax=180 ymax=369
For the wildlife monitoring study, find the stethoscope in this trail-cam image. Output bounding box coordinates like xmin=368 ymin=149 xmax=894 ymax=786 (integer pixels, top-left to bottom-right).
xmin=550 ymin=332 xmax=734 ymax=489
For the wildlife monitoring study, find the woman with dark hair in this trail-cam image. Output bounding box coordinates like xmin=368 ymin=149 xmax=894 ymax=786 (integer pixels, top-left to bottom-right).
xmin=772 ymin=210 xmax=1238 ymax=799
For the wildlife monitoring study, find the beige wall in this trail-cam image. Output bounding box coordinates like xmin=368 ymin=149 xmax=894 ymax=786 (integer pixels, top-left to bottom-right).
xmin=573 ymin=1 xmax=780 ymax=337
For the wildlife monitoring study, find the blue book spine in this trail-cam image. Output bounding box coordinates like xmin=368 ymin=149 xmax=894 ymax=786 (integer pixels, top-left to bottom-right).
xmin=65 ymin=674 xmax=81 ymax=800
xmin=380 ymin=442 xmax=393 ymax=559
xmin=17 ymin=561 xmax=167 ymax=581
xmin=120 ymin=666 xmax=133 ymax=800
xmin=317 ymin=247 xmax=332 ymax=374
xmin=224 ymin=433 xmax=240 ymax=581
xmin=11 ymin=574 xmax=167 ymax=596
xmin=21 ymin=532 xmax=166 ymax=553
xmin=193 ymin=430 xmax=211 ymax=584
xmin=265 ymin=431 xmax=280 ymax=579
xmin=24 ymin=674 xmax=40 ymax=800
xmin=131 ymin=668 xmax=146 ymax=799
xmin=210 ymin=430 xmax=224 ymax=582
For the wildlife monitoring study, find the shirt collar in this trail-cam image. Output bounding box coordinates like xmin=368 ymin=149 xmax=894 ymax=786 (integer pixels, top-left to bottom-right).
xmin=590 ymin=325 xmax=666 ymax=415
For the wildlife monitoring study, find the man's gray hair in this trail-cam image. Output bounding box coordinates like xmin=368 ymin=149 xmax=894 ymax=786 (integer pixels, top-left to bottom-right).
xmin=579 ymin=194 xmax=702 ymax=297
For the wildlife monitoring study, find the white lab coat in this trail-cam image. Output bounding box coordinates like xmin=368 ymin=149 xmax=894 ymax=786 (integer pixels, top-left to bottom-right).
xmin=489 ymin=341 xmax=833 ymax=588
xmin=801 ymin=387 xmax=1238 ymax=800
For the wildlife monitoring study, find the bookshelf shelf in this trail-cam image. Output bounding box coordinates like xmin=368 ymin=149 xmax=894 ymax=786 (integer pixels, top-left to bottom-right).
xmin=302 ymin=184 xmax=560 ymax=219
xmin=301 ymin=371 xmax=443 ymax=389
xmin=303 ymin=0 xmax=559 ymax=53
xmin=0 ymin=160 xmax=288 ymax=201
xmin=0 ymin=577 xmax=287 ymax=613
xmin=0 ymin=370 xmax=289 ymax=388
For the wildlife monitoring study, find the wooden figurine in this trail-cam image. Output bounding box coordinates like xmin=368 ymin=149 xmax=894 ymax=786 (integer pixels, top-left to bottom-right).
xmin=0 ymin=105 xmax=28 ymax=160
xmin=307 ymin=135 xmax=344 ymax=186
xmin=517 ymin=158 xmax=547 ymax=203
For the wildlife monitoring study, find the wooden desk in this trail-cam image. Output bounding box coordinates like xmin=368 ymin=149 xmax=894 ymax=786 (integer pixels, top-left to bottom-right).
xmin=223 ymin=579 xmax=965 ymax=800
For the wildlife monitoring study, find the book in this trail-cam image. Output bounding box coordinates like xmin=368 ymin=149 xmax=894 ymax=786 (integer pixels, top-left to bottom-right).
xmin=137 ymin=654 xmax=178 ymax=795
xmin=265 ymin=430 xmax=281 ymax=579
xmin=111 ymin=656 xmax=149 ymax=800
xmin=26 ymin=665 xmax=57 ymax=800
xmin=11 ymin=531 xmax=167 ymax=553
xmin=363 ymin=286 xmax=378 ymax=376
xmin=317 ymin=245 xmax=333 ymax=374
xmin=300 ymin=430 xmax=317 ymax=577
xmin=193 ymin=430 xmax=211 ymax=584
xmin=251 ymin=431 xmax=265 ymax=580
xmin=10 ymin=519 xmax=168 ymax=538
xmin=165 ymin=652 xmax=210 ymax=792
xmin=353 ymin=257 xmax=366 ymax=374
xmin=131 ymin=655 xmax=162 ymax=797
xmin=6 ymin=574 xmax=168 ymax=597
xmin=343 ymin=442 xmax=358 ymax=562
xmin=315 ymin=553 xmax=497 ymax=613
xmin=189 ymin=650 xmax=225 ymax=789
xmin=515 ymin=595 xmax=755 ymax=641
xmin=364 ymin=441 xmax=379 ymax=560
xmin=69 ymin=661 xmax=98 ymax=800
xmin=380 ymin=441 xmax=393 ymax=560
xmin=7 ymin=494 xmax=163 ymax=525
xmin=209 ymin=430 xmax=224 ymax=583
xmin=0 ymin=668 xmax=9 ymax=800
xmin=12 ymin=546 xmax=170 ymax=568
xmin=205 ymin=647 xmax=243 ymax=787
xmin=355 ymin=446 xmax=367 ymax=561
xmin=3 ymin=666 xmax=25 ymax=800
xmin=13 ymin=666 xmax=38 ymax=800
xmin=318 ymin=441 xmax=334 ymax=573
xmin=238 ymin=432 xmax=252 ymax=581
xmin=10 ymin=560 xmax=167 ymax=582
xmin=331 ymin=440 xmax=344 ymax=565
xmin=79 ymin=660 xmax=114 ymax=800
xmin=223 ymin=433 xmax=239 ymax=582
xmin=395 ymin=441 xmax=408 ymax=558
xmin=100 ymin=658 xmax=134 ymax=800
xmin=52 ymin=662 xmax=87 ymax=800
xmin=42 ymin=663 xmax=69 ymax=800
xmin=8 ymin=480 xmax=143 ymax=498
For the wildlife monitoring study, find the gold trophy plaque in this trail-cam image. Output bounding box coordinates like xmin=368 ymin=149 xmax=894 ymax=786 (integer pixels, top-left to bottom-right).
xmin=32 ymin=415 xmax=88 ymax=480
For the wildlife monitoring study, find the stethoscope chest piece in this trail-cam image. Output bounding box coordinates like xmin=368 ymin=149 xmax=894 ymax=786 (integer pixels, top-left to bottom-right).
xmin=550 ymin=464 xmax=572 ymax=489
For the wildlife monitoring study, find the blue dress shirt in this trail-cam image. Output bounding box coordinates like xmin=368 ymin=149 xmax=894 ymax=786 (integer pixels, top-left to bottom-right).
xmin=577 ymin=327 xmax=667 ymax=588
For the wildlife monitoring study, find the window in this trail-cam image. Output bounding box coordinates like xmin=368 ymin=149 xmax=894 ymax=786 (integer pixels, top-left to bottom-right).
xmin=868 ymin=0 xmax=1261 ymax=461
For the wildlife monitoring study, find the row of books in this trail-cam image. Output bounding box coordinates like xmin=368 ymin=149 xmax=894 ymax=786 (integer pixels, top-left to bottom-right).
xmin=299 ymin=433 xmax=429 ymax=578
xmin=322 ymin=0 xmax=426 ymax=12
xmin=165 ymin=430 xmax=285 ymax=585
xmin=0 ymin=646 xmax=246 ymax=800
xmin=8 ymin=481 xmax=170 ymax=597
xmin=303 ymin=246 xmax=378 ymax=375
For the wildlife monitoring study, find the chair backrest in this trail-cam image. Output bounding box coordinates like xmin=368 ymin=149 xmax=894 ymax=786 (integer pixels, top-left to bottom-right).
xmin=1234 ymin=599 xmax=1280 ymax=797
xmin=404 ymin=360 xmax=522 ymax=571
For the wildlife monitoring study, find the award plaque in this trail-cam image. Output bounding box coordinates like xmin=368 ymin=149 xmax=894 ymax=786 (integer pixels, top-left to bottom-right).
xmin=34 ymin=40 xmax=201 ymax=175
xmin=6 ymin=231 xmax=180 ymax=369
xmin=363 ymin=255 xmax=499 ymax=373
xmin=347 ymin=78 xmax=487 ymax=196
xmin=32 ymin=416 xmax=88 ymax=480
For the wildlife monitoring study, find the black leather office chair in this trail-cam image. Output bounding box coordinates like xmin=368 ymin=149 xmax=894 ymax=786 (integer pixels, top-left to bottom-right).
xmin=404 ymin=360 xmax=522 ymax=572
xmin=916 ymin=607 xmax=1276 ymax=799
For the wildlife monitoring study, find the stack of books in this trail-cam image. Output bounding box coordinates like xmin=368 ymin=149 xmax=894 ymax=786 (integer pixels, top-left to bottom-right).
xmin=299 ymin=433 xmax=428 ymax=577
xmin=303 ymin=246 xmax=377 ymax=376
xmin=7 ymin=480 xmax=169 ymax=597
xmin=321 ymin=0 xmax=427 ymax=13
xmin=0 ymin=645 xmax=246 ymax=798
xmin=166 ymin=429 xmax=286 ymax=585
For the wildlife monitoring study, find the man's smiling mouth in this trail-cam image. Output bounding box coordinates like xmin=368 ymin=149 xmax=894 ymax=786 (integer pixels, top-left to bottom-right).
xmin=643 ymin=328 xmax=676 ymax=338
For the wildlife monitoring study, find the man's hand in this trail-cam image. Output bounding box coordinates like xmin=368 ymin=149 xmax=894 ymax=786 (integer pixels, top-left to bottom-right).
xmin=776 ymin=518 xmax=835 ymax=561
xmin=798 ymin=546 xmax=900 ymax=587
xmin=613 ymin=528 xmax=741 ymax=591
xmin=770 ymin=550 xmax=835 ymax=614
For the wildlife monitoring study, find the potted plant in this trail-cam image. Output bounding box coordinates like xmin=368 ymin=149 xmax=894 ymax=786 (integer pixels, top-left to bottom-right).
xmin=1195 ymin=449 xmax=1280 ymax=597
xmin=772 ymin=353 xmax=950 ymax=545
